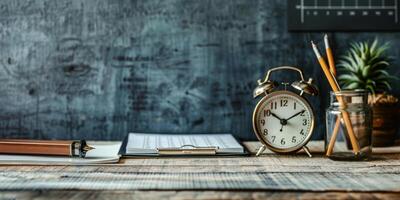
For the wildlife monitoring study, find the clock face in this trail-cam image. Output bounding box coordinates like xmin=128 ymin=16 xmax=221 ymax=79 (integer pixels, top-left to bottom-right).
xmin=253 ymin=91 xmax=314 ymax=152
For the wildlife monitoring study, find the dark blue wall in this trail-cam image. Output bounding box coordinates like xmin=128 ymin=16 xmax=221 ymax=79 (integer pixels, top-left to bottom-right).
xmin=0 ymin=0 xmax=399 ymax=141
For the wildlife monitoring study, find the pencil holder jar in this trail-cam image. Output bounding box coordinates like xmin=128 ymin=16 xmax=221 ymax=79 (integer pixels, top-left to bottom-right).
xmin=325 ymin=90 xmax=372 ymax=161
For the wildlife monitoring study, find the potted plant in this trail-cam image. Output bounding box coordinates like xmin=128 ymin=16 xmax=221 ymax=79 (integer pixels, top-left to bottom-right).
xmin=338 ymin=39 xmax=399 ymax=147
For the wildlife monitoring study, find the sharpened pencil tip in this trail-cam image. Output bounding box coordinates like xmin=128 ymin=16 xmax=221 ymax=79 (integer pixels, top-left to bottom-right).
xmin=311 ymin=41 xmax=321 ymax=58
xmin=311 ymin=41 xmax=316 ymax=46
xmin=324 ymin=34 xmax=330 ymax=48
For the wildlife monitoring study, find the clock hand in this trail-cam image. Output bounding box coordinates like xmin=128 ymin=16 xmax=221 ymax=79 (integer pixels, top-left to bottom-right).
xmin=270 ymin=112 xmax=283 ymax=121
xmin=279 ymin=111 xmax=303 ymax=132
xmin=269 ymin=112 xmax=288 ymax=132
xmin=286 ymin=110 xmax=305 ymax=121
xmin=270 ymin=112 xmax=288 ymax=129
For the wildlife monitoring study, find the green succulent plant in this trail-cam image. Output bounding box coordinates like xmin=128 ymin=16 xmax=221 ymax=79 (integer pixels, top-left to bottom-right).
xmin=337 ymin=39 xmax=394 ymax=94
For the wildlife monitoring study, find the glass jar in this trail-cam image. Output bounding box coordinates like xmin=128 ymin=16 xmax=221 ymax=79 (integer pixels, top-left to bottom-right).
xmin=325 ymin=90 xmax=372 ymax=161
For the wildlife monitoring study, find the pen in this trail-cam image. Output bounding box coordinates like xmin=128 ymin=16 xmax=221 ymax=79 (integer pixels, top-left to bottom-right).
xmin=0 ymin=139 xmax=94 ymax=158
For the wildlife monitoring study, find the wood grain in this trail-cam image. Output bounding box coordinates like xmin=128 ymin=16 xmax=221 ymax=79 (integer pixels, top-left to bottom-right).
xmin=1 ymin=142 xmax=400 ymax=199
xmin=2 ymin=191 xmax=400 ymax=200
xmin=1 ymin=142 xmax=400 ymax=194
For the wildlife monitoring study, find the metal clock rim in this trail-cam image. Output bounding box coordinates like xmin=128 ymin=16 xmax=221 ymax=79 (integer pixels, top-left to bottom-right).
xmin=252 ymin=90 xmax=315 ymax=154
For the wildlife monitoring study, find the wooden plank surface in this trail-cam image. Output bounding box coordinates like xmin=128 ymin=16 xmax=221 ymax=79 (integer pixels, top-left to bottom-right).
xmin=1 ymin=191 xmax=400 ymax=200
xmin=1 ymin=141 xmax=400 ymax=199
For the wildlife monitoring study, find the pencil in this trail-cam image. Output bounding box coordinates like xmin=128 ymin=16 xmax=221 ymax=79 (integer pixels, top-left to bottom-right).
xmin=324 ymin=34 xmax=336 ymax=76
xmin=324 ymin=34 xmax=341 ymax=155
xmin=311 ymin=41 xmax=360 ymax=154
xmin=311 ymin=41 xmax=340 ymax=91
xmin=326 ymin=114 xmax=341 ymax=156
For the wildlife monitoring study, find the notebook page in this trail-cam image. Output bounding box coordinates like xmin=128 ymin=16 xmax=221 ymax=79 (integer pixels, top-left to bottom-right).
xmin=127 ymin=133 xmax=243 ymax=154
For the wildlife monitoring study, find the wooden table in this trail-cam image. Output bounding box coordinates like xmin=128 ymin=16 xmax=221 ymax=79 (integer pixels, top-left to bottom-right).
xmin=1 ymin=141 xmax=400 ymax=200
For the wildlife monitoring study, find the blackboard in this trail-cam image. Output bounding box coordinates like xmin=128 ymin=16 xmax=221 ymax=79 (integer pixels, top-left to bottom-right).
xmin=0 ymin=0 xmax=399 ymax=141
xmin=288 ymin=0 xmax=400 ymax=31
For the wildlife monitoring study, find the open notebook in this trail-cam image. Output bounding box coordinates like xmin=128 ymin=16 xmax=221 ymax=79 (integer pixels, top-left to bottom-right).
xmin=0 ymin=141 xmax=122 ymax=165
xmin=125 ymin=133 xmax=245 ymax=155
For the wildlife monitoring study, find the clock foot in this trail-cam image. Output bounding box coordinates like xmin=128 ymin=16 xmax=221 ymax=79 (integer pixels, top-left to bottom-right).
xmin=256 ymin=145 xmax=266 ymax=156
xmin=303 ymin=146 xmax=312 ymax=158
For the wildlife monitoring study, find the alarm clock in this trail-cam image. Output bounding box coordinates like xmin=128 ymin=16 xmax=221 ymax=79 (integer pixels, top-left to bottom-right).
xmin=252 ymin=66 xmax=318 ymax=157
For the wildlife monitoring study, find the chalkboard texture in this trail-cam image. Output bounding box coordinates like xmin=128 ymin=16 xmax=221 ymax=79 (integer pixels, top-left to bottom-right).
xmin=0 ymin=0 xmax=399 ymax=141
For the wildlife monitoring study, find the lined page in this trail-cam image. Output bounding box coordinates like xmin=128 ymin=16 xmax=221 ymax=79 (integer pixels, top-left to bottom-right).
xmin=127 ymin=133 xmax=243 ymax=154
